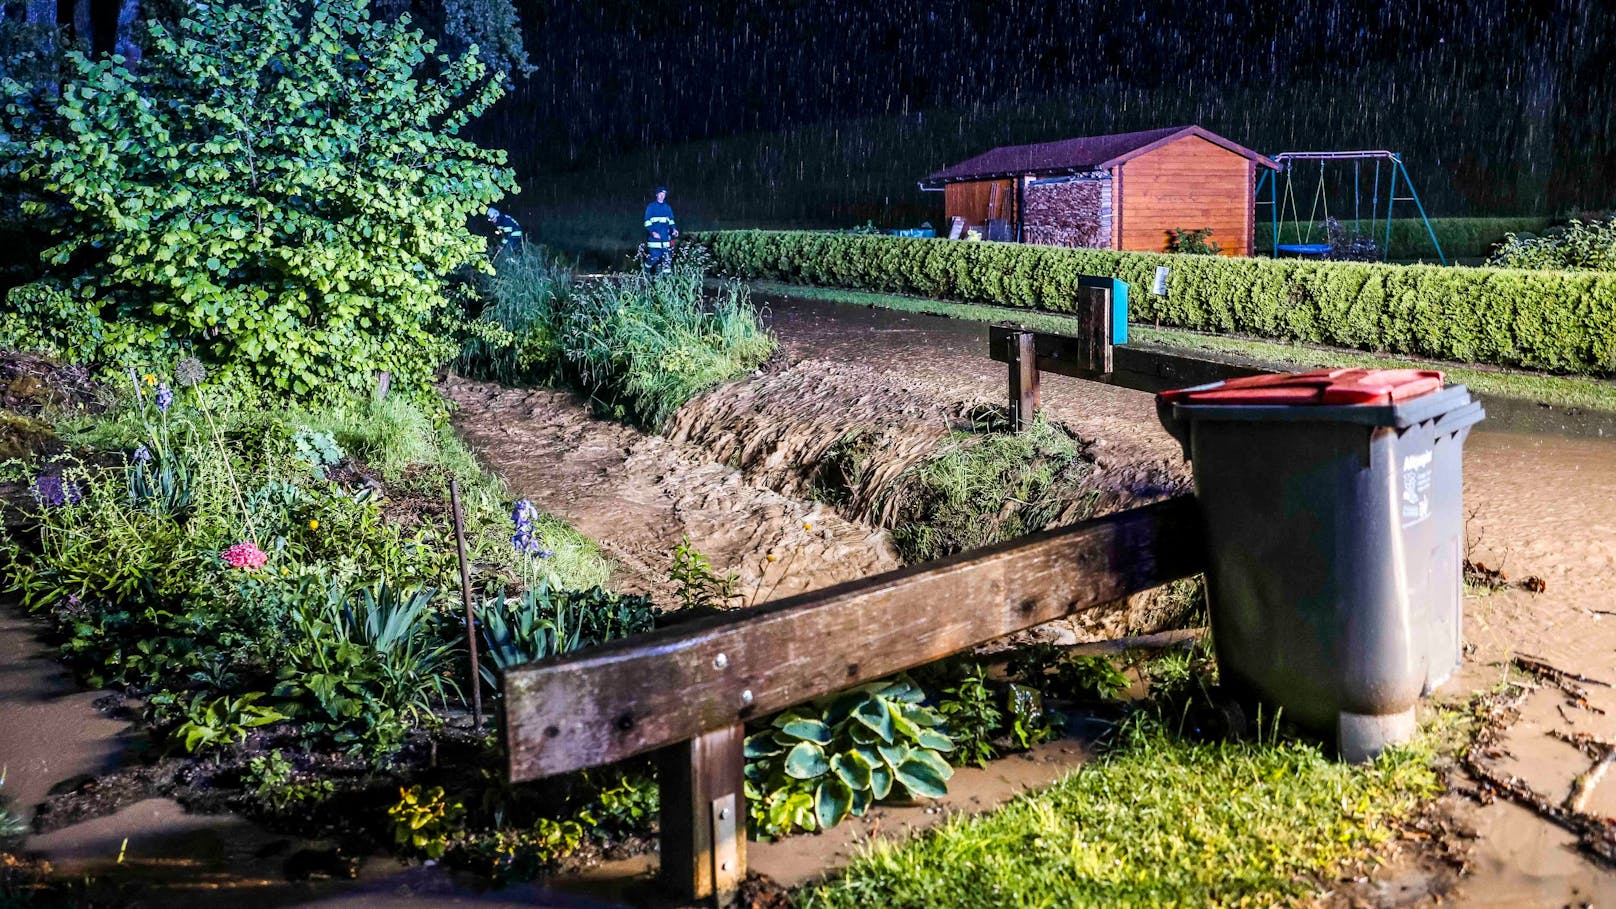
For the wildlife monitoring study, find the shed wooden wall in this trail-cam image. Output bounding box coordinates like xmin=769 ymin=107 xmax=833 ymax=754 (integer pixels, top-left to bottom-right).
xmin=1114 ymin=136 xmax=1253 ymax=256
xmin=945 ymin=179 xmax=1017 ymax=229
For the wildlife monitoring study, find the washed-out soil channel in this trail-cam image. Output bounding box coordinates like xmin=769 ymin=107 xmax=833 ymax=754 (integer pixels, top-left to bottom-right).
xmin=5 ymin=295 xmax=1616 ymax=905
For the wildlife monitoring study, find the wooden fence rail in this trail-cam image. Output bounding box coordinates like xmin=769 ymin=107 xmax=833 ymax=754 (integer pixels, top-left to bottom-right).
xmin=502 ymin=495 xmax=1207 ymax=903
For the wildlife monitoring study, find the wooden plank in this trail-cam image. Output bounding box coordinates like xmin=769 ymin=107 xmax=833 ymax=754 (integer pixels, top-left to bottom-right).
xmin=1106 ymin=346 xmax=1270 ymax=394
xmin=658 ymin=724 xmax=746 ymax=903
xmin=1007 ymin=329 xmax=1040 ymax=431
xmin=503 ymin=496 xmax=1206 ymax=781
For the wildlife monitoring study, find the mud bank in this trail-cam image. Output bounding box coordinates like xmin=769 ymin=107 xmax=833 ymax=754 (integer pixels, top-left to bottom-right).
xmin=443 ymin=378 xmax=902 ymax=607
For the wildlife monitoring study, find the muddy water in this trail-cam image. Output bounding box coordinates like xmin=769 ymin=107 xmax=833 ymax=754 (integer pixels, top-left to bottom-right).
xmin=0 ymin=607 xmax=136 ymax=823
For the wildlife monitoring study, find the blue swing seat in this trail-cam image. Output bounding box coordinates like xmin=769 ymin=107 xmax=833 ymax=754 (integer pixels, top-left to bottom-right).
xmin=1276 ymin=243 xmax=1331 ymax=256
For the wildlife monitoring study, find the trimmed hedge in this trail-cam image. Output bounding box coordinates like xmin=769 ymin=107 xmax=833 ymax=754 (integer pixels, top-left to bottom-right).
xmin=1254 ymin=217 xmax=1551 ymax=261
xmin=697 ymin=230 xmax=1616 ymax=376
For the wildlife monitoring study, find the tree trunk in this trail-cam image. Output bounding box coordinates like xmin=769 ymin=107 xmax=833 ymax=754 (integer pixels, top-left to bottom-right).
xmin=113 ymin=0 xmax=139 ymax=62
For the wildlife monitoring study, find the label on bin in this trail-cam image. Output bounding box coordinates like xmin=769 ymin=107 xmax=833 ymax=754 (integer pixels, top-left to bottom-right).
xmin=1401 ymin=449 xmax=1433 ymax=527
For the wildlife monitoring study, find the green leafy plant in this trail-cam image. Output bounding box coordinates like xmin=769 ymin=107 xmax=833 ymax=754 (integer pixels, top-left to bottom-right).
xmin=932 ymin=662 xmax=1003 ymax=767
xmin=1167 ymin=227 xmax=1220 ymax=255
xmin=388 ymin=785 xmax=467 ymax=860
xmin=174 ymin=692 xmax=288 ymax=755
xmin=476 ymin=581 xmax=654 ymax=685
xmin=291 ymin=430 xmax=346 ymax=480
xmin=454 ymin=818 xmax=586 ymax=883
xmin=744 ymin=676 xmax=955 ymax=838
xmin=1489 ymin=217 xmax=1616 ymax=271
xmin=4 ymin=0 xmax=515 ymax=400
xmin=1007 ymin=645 xmax=1132 ymax=702
xmin=582 ymin=771 xmax=660 ymax=835
xmin=670 ymin=537 xmax=739 ymax=610
xmin=274 ymin=582 xmax=461 ymax=755
xmin=243 ymin=750 xmax=336 ymax=813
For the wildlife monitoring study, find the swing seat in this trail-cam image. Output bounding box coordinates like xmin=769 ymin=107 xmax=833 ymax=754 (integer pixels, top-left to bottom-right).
xmin=1276 ymin=243 xmax=1331 ymax=257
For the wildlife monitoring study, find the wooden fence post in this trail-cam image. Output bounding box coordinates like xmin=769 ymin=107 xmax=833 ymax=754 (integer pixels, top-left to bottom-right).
xmin=1008 ymin=329 xmax=1040 ymax=432
xmin=658 ymin=724 xmax=747 ymax=906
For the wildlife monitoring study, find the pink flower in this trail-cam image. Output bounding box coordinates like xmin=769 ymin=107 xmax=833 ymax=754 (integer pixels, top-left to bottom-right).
xmin=220 ymin=541 xmax=268 ymax=571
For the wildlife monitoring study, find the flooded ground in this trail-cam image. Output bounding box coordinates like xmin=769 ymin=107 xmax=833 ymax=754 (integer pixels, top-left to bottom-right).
xmin=5 ymin=293 xmax=1615 ymax=905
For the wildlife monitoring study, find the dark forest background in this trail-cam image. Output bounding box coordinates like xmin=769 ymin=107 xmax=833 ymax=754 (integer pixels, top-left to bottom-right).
xmin=10 ymin=0 xmax=1615 ymax=250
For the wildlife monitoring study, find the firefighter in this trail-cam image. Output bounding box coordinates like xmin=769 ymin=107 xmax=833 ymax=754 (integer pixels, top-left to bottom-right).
xmin=642 ymin=185 xmax=678 ymax=275
xmin=486 ymin=207 xmax=525 ymax=258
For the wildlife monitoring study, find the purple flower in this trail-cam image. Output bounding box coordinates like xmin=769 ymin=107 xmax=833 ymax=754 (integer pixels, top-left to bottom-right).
xmin=511 ymin=499 xmax=547 ymax=555
xmin=33 ymin=473 xmax=82 ymax=507
xmin=132 ymin=444 xmax=152 ymax=464
xmin=155 ymin=383 xmax=174 ymax=412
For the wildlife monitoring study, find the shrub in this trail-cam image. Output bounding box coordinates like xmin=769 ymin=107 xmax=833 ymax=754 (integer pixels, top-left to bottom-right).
xmin=1489 ymin=218 xmax=1616 ymax=272
xmin=2 ymin=1 xmax=515 ymax=401
xmin=476 ymin=580 xmax=655 ymax=687
xmin=697 ymin=230 xmax=1616 ymax=376
xmin=460 ymin=246 xmax=775 ymax=427
xmin=1166 ymin=228 xmax=1219 ymax=256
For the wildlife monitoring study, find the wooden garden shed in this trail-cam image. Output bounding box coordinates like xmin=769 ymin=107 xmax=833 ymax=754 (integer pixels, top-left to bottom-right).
xmin=920 ymin=125 xmax=1278 ymax=256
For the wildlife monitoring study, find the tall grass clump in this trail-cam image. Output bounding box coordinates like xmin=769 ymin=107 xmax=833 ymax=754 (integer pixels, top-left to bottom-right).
xmin=563 ymin=250 xmax=774 ymax=427
xmin=457 ymin=247 xmax=576 ymax=384
xmin=460 ymin=245 xmax=775 ymax=428
xmin=876 ymin=416 xmax=1102 ymax=564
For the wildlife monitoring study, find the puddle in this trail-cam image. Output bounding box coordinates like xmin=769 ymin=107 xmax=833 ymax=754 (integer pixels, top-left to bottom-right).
xmin=0 ymin=606 xmax=138 ymax=824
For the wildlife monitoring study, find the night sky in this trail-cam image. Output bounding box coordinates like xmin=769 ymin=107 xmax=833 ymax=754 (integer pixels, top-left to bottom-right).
xmin=478 ymin=0 xmax=1614 ymax=235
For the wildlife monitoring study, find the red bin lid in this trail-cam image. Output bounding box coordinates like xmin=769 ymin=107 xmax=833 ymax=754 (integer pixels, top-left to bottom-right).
xmin=1159 ymin=368 xmax=1445 ymax=406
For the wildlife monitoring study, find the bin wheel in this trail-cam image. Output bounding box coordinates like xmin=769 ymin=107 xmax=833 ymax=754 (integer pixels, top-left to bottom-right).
xmin=1337 ymin=709 xmax=1416 ymax=764
xmin=1207 ymin=687 xmax=1250 ymax=740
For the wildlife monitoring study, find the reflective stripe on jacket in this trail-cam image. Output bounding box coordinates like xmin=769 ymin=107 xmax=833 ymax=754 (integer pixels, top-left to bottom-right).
xmin=643 ymin=201 xmax=677 ymax=242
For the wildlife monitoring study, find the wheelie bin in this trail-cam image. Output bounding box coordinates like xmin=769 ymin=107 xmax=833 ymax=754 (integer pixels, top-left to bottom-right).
xmin=1156 ymin=368 xmax=1485 ymax=761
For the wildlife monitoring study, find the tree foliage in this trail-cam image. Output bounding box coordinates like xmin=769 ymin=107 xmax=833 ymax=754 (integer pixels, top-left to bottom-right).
xmin=3 ymin=0 xmax=516 ymax=400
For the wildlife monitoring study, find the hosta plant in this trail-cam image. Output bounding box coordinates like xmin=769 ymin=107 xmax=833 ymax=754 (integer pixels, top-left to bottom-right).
xmin=744 ymin=676 xmax=955 ymax=838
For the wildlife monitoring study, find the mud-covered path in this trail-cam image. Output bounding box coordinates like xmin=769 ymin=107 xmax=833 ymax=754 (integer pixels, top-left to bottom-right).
xmin=443 ymin=380 xmax=902 ymax=606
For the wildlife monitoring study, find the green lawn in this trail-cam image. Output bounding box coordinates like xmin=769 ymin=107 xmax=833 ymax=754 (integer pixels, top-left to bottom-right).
xmin=801 ymin=694 xmax=1458 ymax=909
xmin=748 ymin=281 xmax=1616 ymax=414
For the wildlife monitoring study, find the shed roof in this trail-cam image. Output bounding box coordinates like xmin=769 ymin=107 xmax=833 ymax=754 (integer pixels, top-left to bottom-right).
xmin=921 ymin=125 xmax=1278 ymax=187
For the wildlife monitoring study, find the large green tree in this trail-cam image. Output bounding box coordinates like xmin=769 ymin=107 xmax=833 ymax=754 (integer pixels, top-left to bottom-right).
xmin=4 ymin=0 xmax=515 ymax=398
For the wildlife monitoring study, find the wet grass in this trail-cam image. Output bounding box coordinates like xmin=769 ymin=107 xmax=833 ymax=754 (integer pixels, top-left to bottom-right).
xmin=462 ymin=247 xmax=775 ymax=429
xmin=750 ymin=281 xmax=1616 ymax=414
xmin=801 ymin=648 xmax=1467 ymax=909
xmin=878 ymin=415 xmax=1102 ymax=564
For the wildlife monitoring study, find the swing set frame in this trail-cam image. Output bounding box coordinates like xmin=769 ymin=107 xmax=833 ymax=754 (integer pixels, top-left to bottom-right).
xmin=1255 ymin=150 xmax=1446 ymax=265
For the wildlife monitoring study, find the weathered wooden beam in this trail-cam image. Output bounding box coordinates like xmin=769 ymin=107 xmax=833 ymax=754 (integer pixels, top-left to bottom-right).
xmin=1106 ymin=345 xmax=1270 ymax=394
xmin=1007 ymin=329 xmax=1040 ymax=432
xmin=658 ymin=724 xmax=746 ymax=904
xmin=503 ymin=496 xmax=1205 ymax=782
xmin=1078 ymin=287 xmax=1114 ymax=375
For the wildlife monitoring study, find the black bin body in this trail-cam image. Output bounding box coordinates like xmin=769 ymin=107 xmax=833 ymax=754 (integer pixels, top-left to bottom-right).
xmin=1158 ymin=371 xmax=1484 ymax=761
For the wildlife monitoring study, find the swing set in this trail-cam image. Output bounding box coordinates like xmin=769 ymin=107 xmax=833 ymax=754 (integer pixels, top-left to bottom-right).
xmin=1255 ymin=150 xmax=1446 ymax=265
